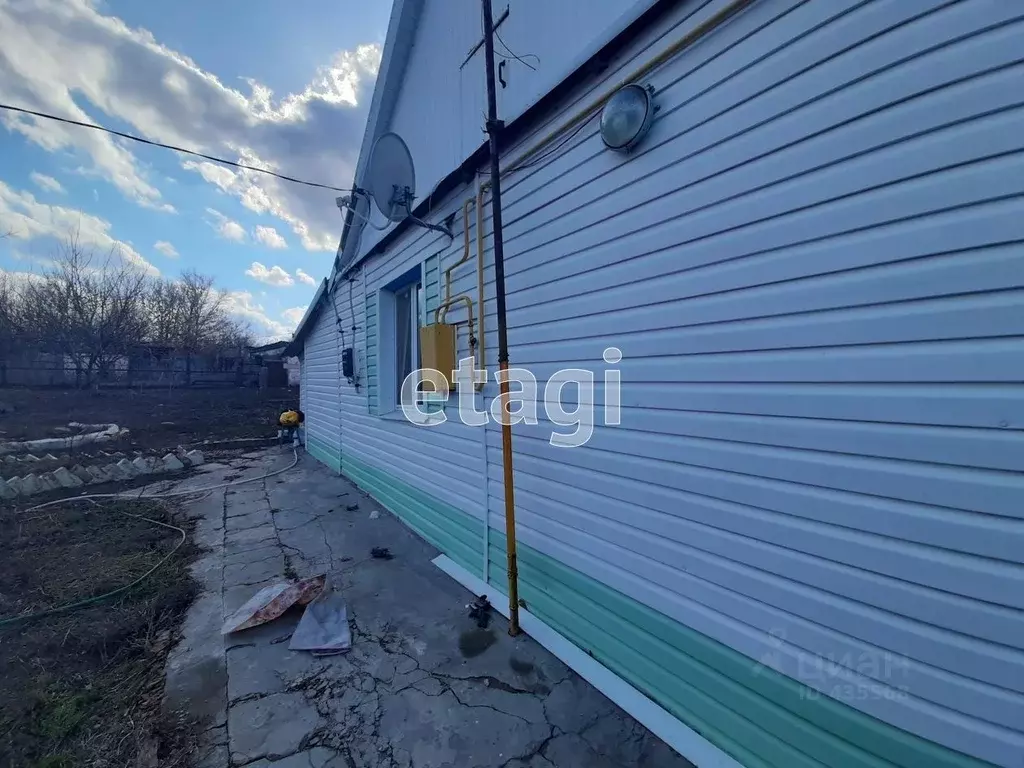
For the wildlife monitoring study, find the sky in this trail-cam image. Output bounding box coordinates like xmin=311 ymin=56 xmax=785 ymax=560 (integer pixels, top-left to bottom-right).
xmin=0 ymin=0 xmax=393 ymax=340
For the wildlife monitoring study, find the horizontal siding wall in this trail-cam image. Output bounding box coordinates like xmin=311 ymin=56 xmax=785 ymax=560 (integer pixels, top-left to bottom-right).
xmin=473 ymin=0 xmax=1024 ymax=766
xmin=485 ymin=534 xmax=998 ymax=768
xmin=339 ymin=191 xmax=490 ymax=577
xmin=332 ymin=0 xmax=1024 ymax=766
xmin=302 ymin=301 xmax=341 ymax=471
xmin=298 ymin=352 xmax=309 ymax=451
xmin=364 ymin=293 xmax=378 ymax=415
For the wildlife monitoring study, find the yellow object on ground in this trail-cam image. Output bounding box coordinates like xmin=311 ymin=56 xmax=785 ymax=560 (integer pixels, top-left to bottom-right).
xmin=279 ymin=410 xmax=302 ymax=428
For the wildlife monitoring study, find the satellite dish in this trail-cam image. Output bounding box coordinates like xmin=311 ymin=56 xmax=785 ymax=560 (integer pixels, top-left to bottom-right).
xmin=366 ymin=132 xmax=416 ymax=223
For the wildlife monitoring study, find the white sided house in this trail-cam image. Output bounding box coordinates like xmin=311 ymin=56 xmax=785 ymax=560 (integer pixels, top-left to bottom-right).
xmin=287 ymin=1 xmax=1024 ymax=766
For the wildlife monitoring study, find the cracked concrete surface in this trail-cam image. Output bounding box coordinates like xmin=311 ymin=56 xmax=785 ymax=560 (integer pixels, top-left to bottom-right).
xmin=164 ymin=449 xmax=695 ymax=768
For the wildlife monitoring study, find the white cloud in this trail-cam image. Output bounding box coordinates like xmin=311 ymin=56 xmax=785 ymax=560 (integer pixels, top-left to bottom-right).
xmin=29 ymin=172 xmax=65 ymax=194
xmin=245 ymin=261 xmax=293 ymax=287
xmin=182 ymin=160 xmax=236 ymax=191
xmin=153 ymin=240 xmax=178 ymax=258
xmin=294 ymin=268 xmax=316 ymax=286
xmin=0 ymin=1 xmax=379 ymax=245
xmin=221 ymin=290 xmax=292 ymax=341
xmin=205 ymin=208 xmax=246 ymax=242
xmin=0 ymin=180 xmax=159 ymax=275
xmin=254 ymin=224 xmax=287 ymax=249
xmin=281 ymin=306 xmax=307 ymax=326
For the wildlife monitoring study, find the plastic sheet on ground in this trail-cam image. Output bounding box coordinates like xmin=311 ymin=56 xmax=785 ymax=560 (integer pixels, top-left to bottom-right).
xmin=221 ymin=574 xmax=326 ymax=634
xmin=289 ymin=578 xmax=352 ymax=655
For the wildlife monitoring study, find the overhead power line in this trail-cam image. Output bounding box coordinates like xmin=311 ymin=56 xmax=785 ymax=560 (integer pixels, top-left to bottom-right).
xmin=494 ymin=28 xmax=539 ymax=71
xmin=0 ymin=102 xmax=353 ymax=194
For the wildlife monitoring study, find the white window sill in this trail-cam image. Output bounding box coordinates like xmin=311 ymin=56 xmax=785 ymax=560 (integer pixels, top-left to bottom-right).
xmin=378 ymin=408 xmax=447 ymax=427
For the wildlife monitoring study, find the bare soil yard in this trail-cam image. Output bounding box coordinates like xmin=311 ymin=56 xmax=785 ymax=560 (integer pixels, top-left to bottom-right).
xmin=0 ymin=386 xmax=297 ymax=768
xmin=0 ymin=497 xmax=200 ymax=768
xmin=0 ymin=387 xmax=298 ymax=451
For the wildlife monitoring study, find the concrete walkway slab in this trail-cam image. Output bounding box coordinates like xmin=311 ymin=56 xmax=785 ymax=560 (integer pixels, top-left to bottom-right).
xmin=164 ymin=449 xmax=694 ymax=768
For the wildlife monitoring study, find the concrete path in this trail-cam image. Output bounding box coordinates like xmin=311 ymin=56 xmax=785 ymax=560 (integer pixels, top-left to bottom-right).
xmin=164 ymin=449 xmax=695 ymax=768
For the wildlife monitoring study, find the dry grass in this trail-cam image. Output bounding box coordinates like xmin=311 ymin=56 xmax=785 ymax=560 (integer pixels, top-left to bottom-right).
xmin=0 ymin=498 xmax=200 ymax=768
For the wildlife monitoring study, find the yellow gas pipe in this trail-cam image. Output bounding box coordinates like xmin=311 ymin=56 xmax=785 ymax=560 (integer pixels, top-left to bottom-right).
xmin=436 ymin=195 xmax=487 ymax=391
xmin=422 ymin=0 xmax=758 ymax=634
xmin=433 ymin=295 xmax=476 ymax=356
xmin=477 ymin=0 xmax=759 ymax=636
xmin=437 ymin=198 xmax=477 ymax=324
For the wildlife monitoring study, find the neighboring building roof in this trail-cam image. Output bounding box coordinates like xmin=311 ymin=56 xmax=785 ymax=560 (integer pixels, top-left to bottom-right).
xmin=248 ymin=340 xmax=289 ymax=354
xmin=283 ymin=277 xmax=328 ymax=357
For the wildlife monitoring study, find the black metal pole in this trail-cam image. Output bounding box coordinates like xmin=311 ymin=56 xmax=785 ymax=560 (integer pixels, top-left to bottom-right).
xmin=482 ymin=0 xmax=521 ymax=637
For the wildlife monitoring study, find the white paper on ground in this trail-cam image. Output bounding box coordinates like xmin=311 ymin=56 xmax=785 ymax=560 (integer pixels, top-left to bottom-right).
xmin=289 ymin=578 xmax=352 ymax=654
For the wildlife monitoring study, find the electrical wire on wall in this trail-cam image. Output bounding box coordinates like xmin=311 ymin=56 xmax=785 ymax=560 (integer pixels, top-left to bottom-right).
xmin=348 ymin=277 xmax=359 ymax=342
xmin=347 ymin=275 xmax=360 ymax=392
xmin=507 ymin=114 xmax=594 ymax=173
xmin=331 ymin=284 xmax=346 ymax=350
xmin=473 ymin=110 xmax=596 ymax=189
xmin=325 ymin=275 xmax=359 ymax=392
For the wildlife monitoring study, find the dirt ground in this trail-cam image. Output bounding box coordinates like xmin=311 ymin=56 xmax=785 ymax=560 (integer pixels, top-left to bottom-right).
xmin=0 ymin=386 xmax=297 ymax=768
xmin=0 ymin=387 xmax=299 ymax=451
xmin=0 ymin=497 xmax=200 ymax=768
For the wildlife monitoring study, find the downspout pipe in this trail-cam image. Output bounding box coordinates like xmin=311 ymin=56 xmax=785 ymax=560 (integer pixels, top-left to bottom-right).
xmin=482 ymin=0 xmax=521 ymax=637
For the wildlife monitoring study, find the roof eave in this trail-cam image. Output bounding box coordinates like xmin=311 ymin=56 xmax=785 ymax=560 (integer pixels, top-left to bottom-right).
xmin=341 ymin=0 xmax=681 ymax=276
xmin=334 ymin=0 xmax=424 ymax=279
xmin=283 ymin=277 xmax=329 ymax=356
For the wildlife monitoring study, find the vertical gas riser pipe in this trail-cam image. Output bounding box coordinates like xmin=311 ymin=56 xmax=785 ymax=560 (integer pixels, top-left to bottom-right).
xmin=481 ymin=0 xmax=521 ymax=636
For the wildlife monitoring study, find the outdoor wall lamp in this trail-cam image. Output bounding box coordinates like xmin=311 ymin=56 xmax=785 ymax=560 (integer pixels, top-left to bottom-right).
xmin=599 ymin=83 xmax=658 ymax=152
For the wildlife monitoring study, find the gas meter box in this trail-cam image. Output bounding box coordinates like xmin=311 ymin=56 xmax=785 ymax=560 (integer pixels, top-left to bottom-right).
xmin=419 ymin=323 xmax=457 ymax=387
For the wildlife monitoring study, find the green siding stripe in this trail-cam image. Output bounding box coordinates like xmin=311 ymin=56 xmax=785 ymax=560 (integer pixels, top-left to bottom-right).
xmin=364 ymin=293 xmax=378 ymax=416
xmin=340 ymin=452 xmax=482 ymax=578
xmin=490 ymin=549 xmax=820 ymax=768
xmin=487 ymin=536 xmax=994 ymax=768
xmin=307 ymin=451 xmax=991 ymax=768
xmin=490 ymin=554 xmax=769 ymax=768
xmin=305 ymin=434 xmax=340 ymax=473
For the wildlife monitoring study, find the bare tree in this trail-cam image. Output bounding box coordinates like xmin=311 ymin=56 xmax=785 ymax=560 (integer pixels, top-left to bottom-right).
xmin=20 ymin=235 xmax=150 ymax=387
xmin=177 ymin=271 xmax=229 ymax=351
xmin=4 ymin=228 xmax=256 ymax=388
xmin=215 ymin=319 xmax=254 ymax=351
xmin=0 ymin=270 xmax=25 ymax=385
xmin=0 ymin=271 xmax=23 ymax=336
xmin=144 ymin=270 xmax=254 ymax=383
xmin=146 ymin=278 xmax=185 ymax=346
xmin=175 ymin=270 xmax=228 ymax=383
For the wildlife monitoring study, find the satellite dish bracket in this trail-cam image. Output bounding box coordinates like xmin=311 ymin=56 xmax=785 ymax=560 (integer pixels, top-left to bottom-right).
xmin=363 ymin=132 xmax=453 ymax=239
xmin=389 ymin=185 xmax=453 ymax=240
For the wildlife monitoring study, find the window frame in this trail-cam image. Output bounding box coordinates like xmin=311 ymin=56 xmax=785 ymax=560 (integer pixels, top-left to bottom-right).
xmin=376 ymin=264 xmax=425 ymax=416
xmin=392 ymin=280 xmax=423 ymax=406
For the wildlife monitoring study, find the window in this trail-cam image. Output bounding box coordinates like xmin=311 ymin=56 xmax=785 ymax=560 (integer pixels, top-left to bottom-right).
xmin=377 ymin=265 xmax=427 ymax=414
xmin=393 ymin=280 xmax=424 ymax=406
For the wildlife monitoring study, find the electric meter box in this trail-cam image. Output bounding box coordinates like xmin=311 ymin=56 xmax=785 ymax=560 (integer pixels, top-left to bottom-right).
xmin=419 ymin=323 xmax=457 ymax=387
